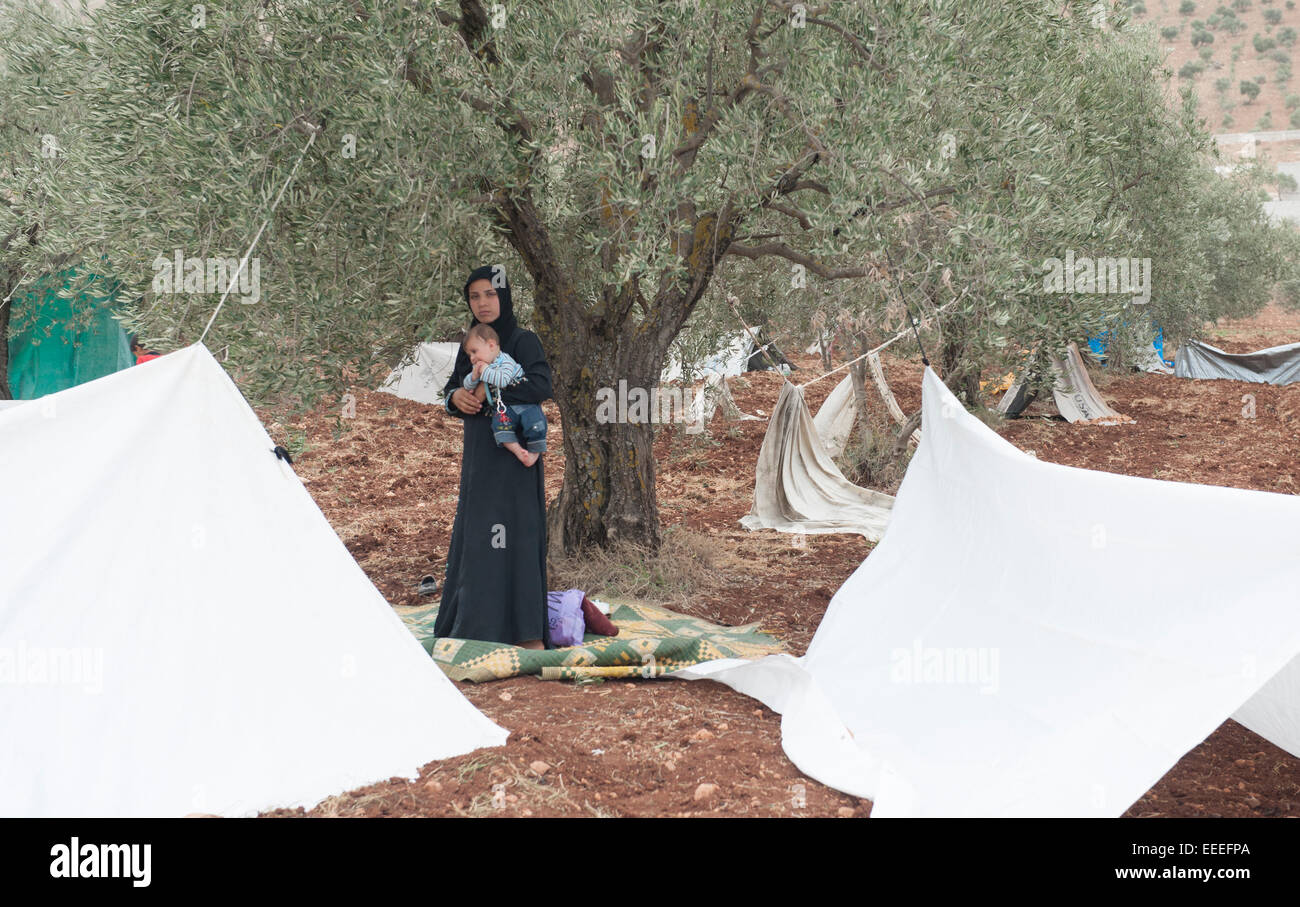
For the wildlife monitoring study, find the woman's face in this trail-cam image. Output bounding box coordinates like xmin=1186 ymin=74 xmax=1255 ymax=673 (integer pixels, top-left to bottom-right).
xmin=467 ymin=279 xmax=501 ymax=324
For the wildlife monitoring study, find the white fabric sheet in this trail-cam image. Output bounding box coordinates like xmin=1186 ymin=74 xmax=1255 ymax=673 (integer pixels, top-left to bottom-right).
xmin=661 ymin=332 xmax=752 ymax=383
xmin=741 ymin=381 xmax=893 ymax=540
xmin=0 ymin=345 xmax=506 ymax=817
xmin=377 ymin=341 xmax=462 ymax=404
xmin=685 ymin=367 xmax=1300 ymax=816
xmin=811 ymin=375 xmax=856 ymax=458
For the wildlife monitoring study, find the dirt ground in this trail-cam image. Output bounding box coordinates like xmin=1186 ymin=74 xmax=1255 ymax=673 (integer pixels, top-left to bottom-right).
xmin=262 ymin=305 xmax=1300 ymax=819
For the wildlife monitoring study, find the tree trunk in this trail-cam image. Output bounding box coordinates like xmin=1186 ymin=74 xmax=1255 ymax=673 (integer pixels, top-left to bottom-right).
xmin=847 ymin=356 xmax=873 ymax=452
xmin=939 ymin=329 xmax=980 ymax=403
xmin=535 ymin=290 xmax=665 ymax=555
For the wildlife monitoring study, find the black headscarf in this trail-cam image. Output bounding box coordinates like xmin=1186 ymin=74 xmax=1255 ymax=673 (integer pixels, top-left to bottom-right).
xmin=463 ymin=264 xmax=518 ymax=348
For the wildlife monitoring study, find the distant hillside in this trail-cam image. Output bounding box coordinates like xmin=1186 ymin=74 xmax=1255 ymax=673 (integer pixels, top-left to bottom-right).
xmin=1129 ymin=0 xmax=1299 ymax=136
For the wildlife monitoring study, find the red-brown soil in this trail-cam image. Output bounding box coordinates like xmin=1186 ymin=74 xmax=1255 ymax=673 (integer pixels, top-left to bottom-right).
xmin=1135 ymin=1 xmax=1300 ymax=140
xmin=261 ymin=305 xmax=1300 ymax=818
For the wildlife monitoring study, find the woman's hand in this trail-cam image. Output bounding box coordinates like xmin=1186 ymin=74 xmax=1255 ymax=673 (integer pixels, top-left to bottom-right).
xmin=450 ymin=387 xmax=482 ymax=414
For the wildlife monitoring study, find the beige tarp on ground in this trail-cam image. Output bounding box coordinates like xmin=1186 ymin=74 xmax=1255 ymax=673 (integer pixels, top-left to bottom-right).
xmin=742 ymin=380 xmax=894 ymax=540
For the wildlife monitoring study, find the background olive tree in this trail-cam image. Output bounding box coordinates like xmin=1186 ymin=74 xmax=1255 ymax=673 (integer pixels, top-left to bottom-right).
xmin=3 ymin=0 xmax=1295 ymax=550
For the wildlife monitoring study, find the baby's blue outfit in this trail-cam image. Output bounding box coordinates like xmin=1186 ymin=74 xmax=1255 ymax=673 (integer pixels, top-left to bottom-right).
xmin=463 ymin=351 xmax=548 ymax=453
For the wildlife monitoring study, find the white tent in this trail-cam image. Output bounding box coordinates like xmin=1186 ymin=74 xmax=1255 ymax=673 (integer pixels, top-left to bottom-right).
xmin=661 ymin=331 xmax=753 ymax=384
xmin=684 ymin=367 xmax=1300 ymax=816
xmin=377 ymin=341 xmax=462 ymax=405
xmin=0 ymin=345 xmax=506 ymax=817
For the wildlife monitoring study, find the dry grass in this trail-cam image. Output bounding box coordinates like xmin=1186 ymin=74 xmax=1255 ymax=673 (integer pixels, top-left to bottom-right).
xmin=548 ymin=525 xmax=726 ymax=612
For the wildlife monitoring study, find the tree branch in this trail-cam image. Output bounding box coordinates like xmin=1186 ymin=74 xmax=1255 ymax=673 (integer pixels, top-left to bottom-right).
xmin=804 ymin=15 xmax=888 ymax=74
xmin=725 ymin=241 xmax=871 ymax=278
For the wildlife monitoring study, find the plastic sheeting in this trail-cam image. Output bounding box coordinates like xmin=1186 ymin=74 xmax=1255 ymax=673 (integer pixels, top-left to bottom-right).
xmin=1175 ymin=339 xmax=1300 ymax=385
xmin=377 ymin=341 xmax=462 ymax=404
xmin=683 ymin=367 xmax=1300 ymax=817
xmin=811 ymin=364 xmax=917 ymax=460
xmin=741 ymin=380 xmax=893 ymax=539
xmin=999 ymin=344 xmax=1130 ymax=423
xmin=661 ymin=332 xmax=753 ymax=383
xmin=6 ymin=269 xmax=134 ymax=399
xmin=0 ymin=346 xmax=507 ymax=817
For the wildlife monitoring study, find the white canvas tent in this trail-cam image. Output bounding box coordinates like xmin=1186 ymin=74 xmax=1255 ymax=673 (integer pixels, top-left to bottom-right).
xmin=0 ymin=345 xmax=506 ymax=817
xmin=684 ymin=367 xmax=1300 ymax=816
xmin=377 ymin=341 xmax=462 ymax=405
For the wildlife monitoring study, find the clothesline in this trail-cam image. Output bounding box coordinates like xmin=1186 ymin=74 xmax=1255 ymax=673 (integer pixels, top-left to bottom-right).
xmin=796 ymin=296 xmax=960 ymax=390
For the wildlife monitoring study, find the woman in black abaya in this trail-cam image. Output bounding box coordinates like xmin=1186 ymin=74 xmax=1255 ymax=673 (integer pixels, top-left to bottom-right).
xmin=435 ymin=265 xmax=552 ymax=649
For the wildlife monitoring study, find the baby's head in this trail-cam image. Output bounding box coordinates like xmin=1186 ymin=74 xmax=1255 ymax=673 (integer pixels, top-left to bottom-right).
xmin=463 ymin=324 xmax=500 ymax=365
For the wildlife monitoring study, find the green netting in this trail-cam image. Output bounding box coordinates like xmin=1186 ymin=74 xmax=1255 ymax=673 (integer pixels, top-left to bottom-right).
xmin=6 ymin=268 xmax=134 ymax=399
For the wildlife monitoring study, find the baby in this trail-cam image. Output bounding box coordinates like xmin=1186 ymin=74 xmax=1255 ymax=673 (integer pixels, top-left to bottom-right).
xmin=462 ymin=324 xmax=547 ymax=467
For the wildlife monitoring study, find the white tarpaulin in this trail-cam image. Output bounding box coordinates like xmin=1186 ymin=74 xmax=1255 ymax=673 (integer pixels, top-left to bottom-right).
xmin=1175 ymin=339 xmax=1300 ymax=385
xmin=661 ymin=332 xmax=753 ymax=383
xmin=377 ymin=341 xmax=462 ymax=404
xmin=741 ymin=381 xmax=893 ymax=540
xmin=811 ymin=375 xmax=856 ymax=458
xmin=685 ymin=367 xmax=1300 ymax=817
xmin=998 ymin=343 xmax=1131 ymax=423
xmin=0 ymin=345 xmax=506 ymax=817
xmin=812 ymin=365 xmax=917 ymax=461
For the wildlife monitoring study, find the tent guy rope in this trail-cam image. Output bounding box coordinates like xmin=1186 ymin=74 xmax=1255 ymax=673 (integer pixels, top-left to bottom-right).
xmin=198 ymin=126 xmax=319 ymax=344
xmin=796 ymin=296 xmax=960 ymax=390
